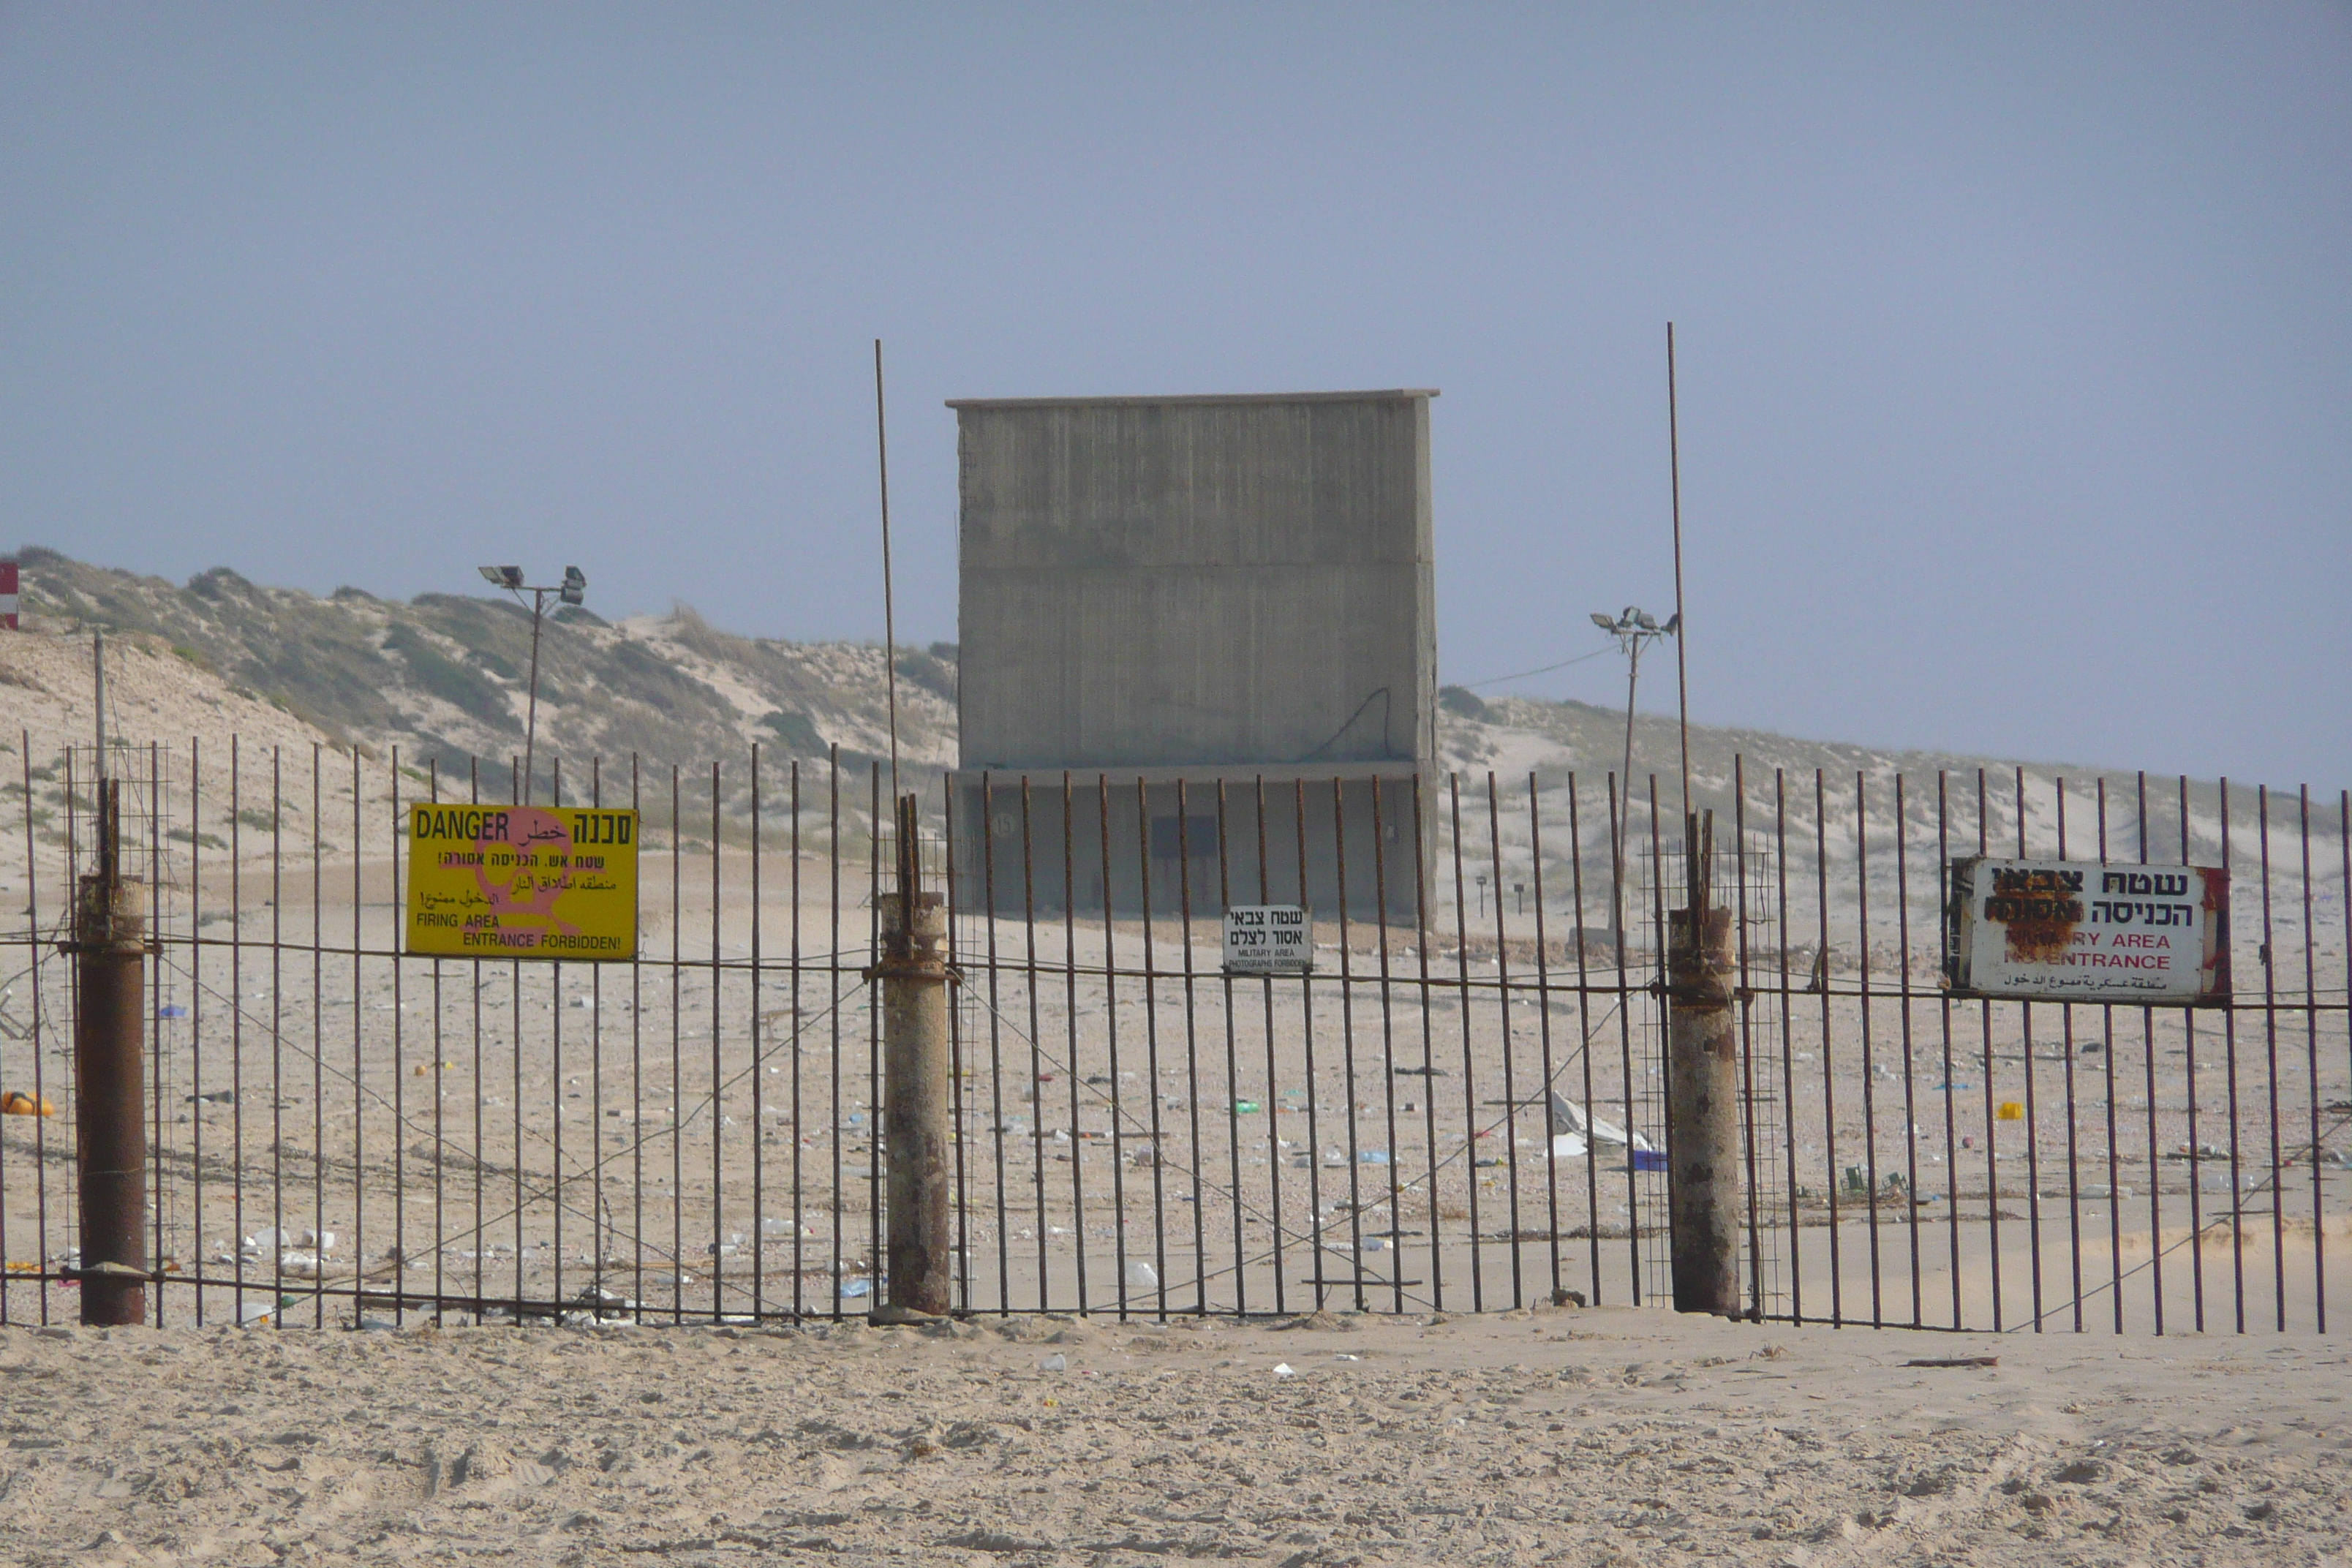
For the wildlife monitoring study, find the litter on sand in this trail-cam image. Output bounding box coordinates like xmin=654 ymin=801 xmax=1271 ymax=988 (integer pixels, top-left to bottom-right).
xmin=1550 ymin=1093 xmax=1653 ymax=1152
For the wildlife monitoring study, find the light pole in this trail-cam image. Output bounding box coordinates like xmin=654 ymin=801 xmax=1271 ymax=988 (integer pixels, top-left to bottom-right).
xmin=1590 ymin=606 xmax=1679 ymax=870
xmin=478 ymin=564 xmax=587 ymax=806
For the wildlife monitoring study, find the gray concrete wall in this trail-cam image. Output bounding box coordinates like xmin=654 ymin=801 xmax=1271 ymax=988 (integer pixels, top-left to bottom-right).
xmin=951 ymin=391 xmax=1438 ymax=773
xmin=949 ymin=765 xmax=1430 ymax=922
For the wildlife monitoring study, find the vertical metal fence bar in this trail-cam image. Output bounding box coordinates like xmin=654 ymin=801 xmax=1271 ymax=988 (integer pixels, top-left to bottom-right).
xmin=751 ymin=748 xmax=765 ymax=1321
xmin=2182 ymin=776 xmax=2204 ymax=1332
xmin=869 ymin=763 xmax=884 ymax=1314
xmin=186 ymin=739 xmax=203 ymax=1326
xmin=947 ymin=777 xmax=968 ymax=1316
xmin=2098 ymin=780 xmax=2123 ymax=1333
xmin=1975 ymin=769 xmax=2001 ymax=1333
xmin=1776 ymin=770 xmax=1798 ymax=1324
xmin=430 ymin=761 xmax=445 ymax=1322
xmin=1937 ymin=773 xmax=1962 ymax=1330
xmin=309 ymin=745 xmax=325 ymax=1327
xmin=2015 ymin=766 xmax=2046 ymax=1333
xmin=510 ymin=758 xmax=525 ymax=1318
xmin=271 ymin=747 xmax=286 ymax=1323
xmin=2138 ymin=772 xmax=2164 ymax=1335
xmin=353 ymin=747 xmax=367 ymax=1327
xmin=1019 ymin=776 xmax=1044 ymax=1313
xmin=7 ymin=733 xmax=27 ymax=1326
xmin=1371 ymin=777 xmax=1404 ymax=1314
xmin=981 ymin=774 xmax=1007 ymax=1316
xmin=1333 ymin=777 xmax=1364 ymax=1311
xmin=1894 ymin=774 xmax=1922 ymax=1327
xmin=1175 ymin=780 xmax=1207 ymax=1318
xmin=1216 ymin=780 xmax=1245 ymax=1317
xmin=2258 ymin=785 xmax=2285 ymax=1330
xmin=1856 ymin=772 xmax=1881 ymax=1327
xmin=147 ymin=742 xmax=165 ymax=1335
xmin=1450 ymin=774 xmax=1481 ymax=1312
xmin=1136 ymin=776 xmax=1166 ymax=1321
xmin=2221 ymin=777 xmax=2244 ymax=1333
xmin=710 ymin=762 xmax=724 ymax=1320
xmin=630 ymin=755 xmax=644 ymax=1324
xmin=1412 ymin=780 xmax=1442 ymax=1311
xmin=1486 ymin=774 xmax=1521 ymax=1310
xmin=791 ymin=759 xmax=805 ymax=1321
xmin=1607 ymin=774 xmax=1637 ymax=1306
xmin=1813 ymin=769 xmax=1839 ymax=1325
xmin=590 ymin=758 xmax=605 ymax=1318
xmin=1060 ymin=772 xmax=1086 ymax=1316
xmin=551 ymin=764 xmax=567 ymax=1319
xmin=668 ymin=763 xmax=684 ymax=1324
xmin=1646 ymin=778 xmax=1667 ymax=1299
xmin=2054 ymin=777 xmax=2084 ymax=1333
xmin=2296 ymin=784 xmax=2321 ymax=1335
xmin=1097 ymin=774 xmax=1126 ymax=1320
xmin=1567 ymin=776 xmax=1603 ymax=1306
xmin=1529 ymin=775 xmax=1561 ymax=1306
xmin=1255 ymin=778 xmax=1282 ymax=1316
xmin=1296 ymin=778 xmax=1324 ymax=1312
xmin=1733 ymin=758 xmax=1763 ymax=1319
xmin=829 ymin=749 xmax=845 ymax=1318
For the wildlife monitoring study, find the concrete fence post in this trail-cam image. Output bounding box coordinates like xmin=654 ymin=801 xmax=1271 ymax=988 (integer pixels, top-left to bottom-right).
xmin=1667 ymin=809 xmax=1742 ymax=1316
xmin=73 ymin=778 xmax=148 ymax=1327
xmin=875 ymin=794 xmax=953 ymax=1322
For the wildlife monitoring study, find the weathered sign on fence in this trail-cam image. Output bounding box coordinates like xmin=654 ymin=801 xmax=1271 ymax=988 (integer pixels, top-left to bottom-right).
xmin=1944 ymin=857 xmax=2229 ymax=1005
xmin=1223 ymin=904 xmax=1312 ymax=974
xmin=404 ymin=804 xmax=639 ymax=960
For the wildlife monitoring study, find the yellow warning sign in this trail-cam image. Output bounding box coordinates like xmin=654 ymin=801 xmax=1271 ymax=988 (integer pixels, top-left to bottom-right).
xmin=404 ymin=804 xmax=638 ymax=961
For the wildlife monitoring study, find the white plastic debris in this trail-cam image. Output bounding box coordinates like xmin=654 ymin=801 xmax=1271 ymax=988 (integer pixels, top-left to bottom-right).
xmin=1038 ymin=1353 xmax=1067 ymax=1371
xmin=1550 ymin=1093 xmax=1653 ymax=1152
xmin=1127 ymin=1261 xmax=1158 ymax=1290
xmin=1273 ymin=1362 xmax=1296 ymax=1378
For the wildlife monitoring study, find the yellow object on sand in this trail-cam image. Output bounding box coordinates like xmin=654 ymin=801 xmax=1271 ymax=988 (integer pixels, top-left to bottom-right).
xmin=1996 ymin=1101 xmax=2025 ymax=1122
xmin=1 ymin=1091 xmax=55 ymax=1117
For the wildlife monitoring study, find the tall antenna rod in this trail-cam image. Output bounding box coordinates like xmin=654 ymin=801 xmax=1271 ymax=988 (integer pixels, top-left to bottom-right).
xmin=875 ymin=337 xmax=901 ymax=806
xmin=93 ymin=628 xmax=107 ymax=781
xmin=1667 ymin=323 xmax=1692 ymax=823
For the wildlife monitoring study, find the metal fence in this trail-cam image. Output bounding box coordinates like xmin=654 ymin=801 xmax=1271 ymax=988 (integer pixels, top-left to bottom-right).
xmin=4 ymin=734 xmax=2345 ymax=1333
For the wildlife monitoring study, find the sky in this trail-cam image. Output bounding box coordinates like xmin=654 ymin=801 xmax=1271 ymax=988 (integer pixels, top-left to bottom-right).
xmin=2 ymin=4 xmax=2346 ymax=785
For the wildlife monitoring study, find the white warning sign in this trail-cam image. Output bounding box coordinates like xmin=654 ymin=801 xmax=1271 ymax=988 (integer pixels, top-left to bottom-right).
xmin=1223 ymin=905 xmax=1313 ymax=975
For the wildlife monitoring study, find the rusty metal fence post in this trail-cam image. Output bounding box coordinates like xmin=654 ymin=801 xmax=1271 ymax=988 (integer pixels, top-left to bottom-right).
xmin=876 ymin=794 xmax=952 ymax=1322
xmin=72 ymin=778 xmax=148 ymax=1327
xmin=1667 ymin=809 xmax=1742 ymax=1315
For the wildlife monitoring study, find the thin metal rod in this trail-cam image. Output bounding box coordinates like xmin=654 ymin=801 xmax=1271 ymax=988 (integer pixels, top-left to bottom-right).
xmin=875 ymin=338 xmax=901 ymax=805
xmin=1666 ymin=322 xmax=1692 ymax=821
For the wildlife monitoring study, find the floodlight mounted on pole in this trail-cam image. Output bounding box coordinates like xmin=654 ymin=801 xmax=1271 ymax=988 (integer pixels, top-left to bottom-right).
xmin=1592 ymin=606 xmax=1679 ymax=874
xmin=478 ymin=564 xmax=587 ymax=806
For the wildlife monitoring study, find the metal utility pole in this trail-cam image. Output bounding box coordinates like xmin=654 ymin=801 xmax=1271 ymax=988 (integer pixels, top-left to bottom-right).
xmin=875 ymin=794 xmax=952 ymax=1321
xmin=72 ymin=777 xmax=148 ymax=1325
xmin=1589 ymin=607 xmax=1678 ymax=866
xmin=475 ymin=565 xmax=587 ymax=804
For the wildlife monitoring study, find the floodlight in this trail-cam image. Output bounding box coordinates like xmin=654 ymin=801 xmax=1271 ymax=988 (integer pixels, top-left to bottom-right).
xmin=1633 ymin=609 xmax=1659 ymax=631
xmin=560 ymin=565 xmax=587 ymax=606
xmin=478 ymin=566 xmax=505 ymax=584
xmin=1590 ymin=612 xmax=1617 ymax=631
xmin=1661 ymin=614 xmax=1680 ymax=635
xmin=478 ymin=565 xmax=523 ymax=590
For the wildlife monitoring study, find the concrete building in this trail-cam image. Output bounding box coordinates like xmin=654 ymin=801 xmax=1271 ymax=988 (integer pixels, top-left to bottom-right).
xmin=946 ymin=389 xmax=1439 ymax=921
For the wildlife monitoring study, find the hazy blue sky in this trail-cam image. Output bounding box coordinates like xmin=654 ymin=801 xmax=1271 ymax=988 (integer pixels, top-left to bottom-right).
xmin=4 ymin=5 xmax=2345 ymax=783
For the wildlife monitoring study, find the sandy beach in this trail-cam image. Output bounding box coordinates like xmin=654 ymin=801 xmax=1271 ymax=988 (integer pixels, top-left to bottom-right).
xmin=1 ymin=1303 xmax=2345 ymax=1567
